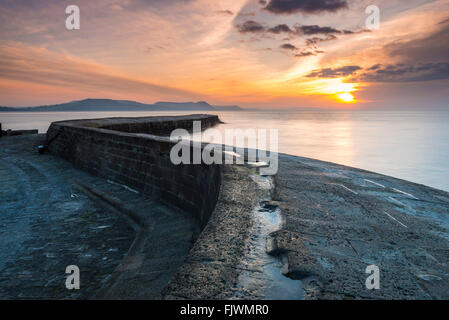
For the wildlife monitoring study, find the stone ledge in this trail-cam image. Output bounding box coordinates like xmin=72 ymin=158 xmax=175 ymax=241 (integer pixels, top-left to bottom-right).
xmin=46 ymin=114 xmax=222 ymax=230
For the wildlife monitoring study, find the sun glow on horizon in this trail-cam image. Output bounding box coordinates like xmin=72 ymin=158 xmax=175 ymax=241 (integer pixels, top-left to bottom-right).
xmin=337 ymin=92 xmax=355 ymax=103
xmin=300 ymin=78 xmax=359 ymax=105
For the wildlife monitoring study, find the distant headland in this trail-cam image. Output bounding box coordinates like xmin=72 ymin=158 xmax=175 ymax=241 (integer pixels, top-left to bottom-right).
xmin=0 ymin=98 xmax=243 ymax=112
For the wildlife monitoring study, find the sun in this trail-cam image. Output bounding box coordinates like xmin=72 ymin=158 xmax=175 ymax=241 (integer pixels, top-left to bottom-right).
xmin=337 ymin=92 xmax=355 ymax=103
xmin=305 ymin=78 xmax=359 ymax=104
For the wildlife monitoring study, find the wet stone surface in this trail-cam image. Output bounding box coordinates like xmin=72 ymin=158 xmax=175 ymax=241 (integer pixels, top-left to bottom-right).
xmin=231 ymin=174 xmax=303 ymax=300
xmin=232 ymin=200 xmax=303 ymax=300
xmin=0 ymin=134 xmax=135 ymax=299
xmin=274 ymin=154 xmax=449 ymax=299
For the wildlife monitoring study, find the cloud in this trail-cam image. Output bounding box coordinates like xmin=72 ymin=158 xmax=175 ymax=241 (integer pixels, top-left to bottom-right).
xmin=305 ymin=34 xmax=337 ymax=46
xmin=307 ymin=65 xmax=362 ymax=78
xmin=356 ymin=62 xmax=449 ymax=82
xmin=295 ymin=50 xmax=324 ymax=57
xmin=236 ymin=20 xmax=362 ymax=47
xmin=236 ymin=20 xmax=265 ymax=33
xmin=0 ymin=44 xmax=196 ymax=99
xmin=296 ymin=24 xmax=350 ymax=35
xmin=384 ymin=21 xmax=449 ymax=63
xmin=267 ymin=24 xmax=294 ymax=34
xmin=263 ymin=0 xmax=348 ymax=15
xmin=354 ymin=20 xmax=449 ymax=83
xmin=280 ymin=43 xmax=297 ymax=50
xmin=278 ymin=43 xmax=324 ymax=58
xmin=234 ymin=20 xmax=360 ymax=59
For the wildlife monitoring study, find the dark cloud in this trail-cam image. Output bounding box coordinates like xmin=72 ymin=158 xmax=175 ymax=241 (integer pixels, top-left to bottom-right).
xmin=296 ymin=24 xmax=369 ymax=36
xmin=267 ymin=24 xmax=294 ymax=34
xmin=236 ymin=20 xmax=265 ymax=33
xmin=296 ymin=25 xmax=342 ymax=35
xmin=266 ymin=23 xmax=353 ymax=36
xmin=263 ymin=0 xmax=348 ymax=15
xmin=356 ymin=62 xmax=449 ymax=82
xmin=307 ymin=65 xmax=362 ymax=78
xmin=235 ymin=18 xmax=364 ymax=59
xmin=295 ymin=50 xmax=324 ymax=57
xmin=305 ymin=34 xmax=337 ymax=46
xmin=238 ymin=21 xmax=356 ymax=40
xmin=280 ymin=43 xmax=297 ymax=50
xmin=296 ymin=52 xmax=314 ymax=57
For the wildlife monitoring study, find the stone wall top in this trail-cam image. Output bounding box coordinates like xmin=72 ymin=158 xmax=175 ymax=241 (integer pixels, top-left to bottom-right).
xmin=46 ymin=114 xmax=222 ymax=230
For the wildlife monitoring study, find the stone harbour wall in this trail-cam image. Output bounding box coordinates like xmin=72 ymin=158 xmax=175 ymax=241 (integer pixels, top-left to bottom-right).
xmin=46 ymin=115 xmax=222 ymax=229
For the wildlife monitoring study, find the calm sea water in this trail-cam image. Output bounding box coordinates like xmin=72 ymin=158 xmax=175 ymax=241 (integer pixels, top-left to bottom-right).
xmin=1 ymin=110 xmax=448 ymax=192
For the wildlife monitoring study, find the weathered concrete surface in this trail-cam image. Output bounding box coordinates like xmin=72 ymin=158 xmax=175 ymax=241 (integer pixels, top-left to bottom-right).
xmin=88 ymin=182 xmax=200 ymax=300
xmin=162 ymin=165 xmax=265 ymax=299
xmin=272 ymin=154 xmax=449 ymax=299
xmin=0 ymin=134 xmax=134 ymax=299
xmin=0 ymin=134 xmax=198 ymax=299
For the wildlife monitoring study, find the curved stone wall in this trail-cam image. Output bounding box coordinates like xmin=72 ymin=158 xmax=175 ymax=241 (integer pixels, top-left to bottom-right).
xmin=46 ymin=114 xmax=221 ymax=229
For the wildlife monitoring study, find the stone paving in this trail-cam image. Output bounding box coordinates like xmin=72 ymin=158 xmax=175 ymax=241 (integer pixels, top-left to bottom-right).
xmin=0 ymin=134 xmax=201 ymax=299
xmin=0 ymin=135 xmax=134 ymax=299
xmin=273 ymin=154 xmax=449 ymax=299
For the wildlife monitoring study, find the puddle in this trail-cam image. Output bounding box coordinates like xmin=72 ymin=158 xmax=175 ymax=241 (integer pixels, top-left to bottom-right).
xmin=232 ymin=175 xmax=303 ymax=300
xmin=258 ymin=203 xmax=303 ymax=300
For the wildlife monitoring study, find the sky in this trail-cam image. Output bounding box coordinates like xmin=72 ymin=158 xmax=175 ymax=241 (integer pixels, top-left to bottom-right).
xmin=0 ymin=0 xmax=448 ymax=109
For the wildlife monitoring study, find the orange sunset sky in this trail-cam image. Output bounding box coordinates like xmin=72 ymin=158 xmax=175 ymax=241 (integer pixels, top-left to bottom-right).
xmin=0 ymin=0 xmax=448 ymax=109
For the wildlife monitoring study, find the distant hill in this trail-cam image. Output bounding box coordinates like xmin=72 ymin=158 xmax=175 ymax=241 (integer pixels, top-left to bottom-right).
xmin=213 ymin=105 xmax=242 ymax=111
xmin=0 ymin=98 xmax=242 ymax=112
xmin=154 ymin=101 xmax=214 ymax=111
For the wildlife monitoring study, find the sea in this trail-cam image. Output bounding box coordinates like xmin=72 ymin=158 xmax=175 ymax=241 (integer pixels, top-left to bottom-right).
xmin=1 ymin=109 xmax=448 ymax=192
